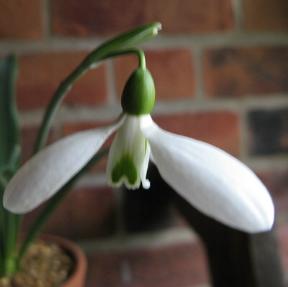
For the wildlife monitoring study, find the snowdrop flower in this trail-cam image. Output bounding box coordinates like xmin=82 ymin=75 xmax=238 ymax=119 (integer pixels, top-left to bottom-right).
xmin=3 ymin=66 xmax=274 ymax=233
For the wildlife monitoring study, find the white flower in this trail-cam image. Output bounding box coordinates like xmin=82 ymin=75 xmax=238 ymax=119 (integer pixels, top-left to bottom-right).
xmin=3 ymin=113 xmax=274 ymax=233
xmin=107 ymin=115 xmax=151 ymax=189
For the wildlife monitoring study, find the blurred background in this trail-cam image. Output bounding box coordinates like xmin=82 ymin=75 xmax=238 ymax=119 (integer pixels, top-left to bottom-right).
xmin=1 ymin=0 xmax=288 ymax=286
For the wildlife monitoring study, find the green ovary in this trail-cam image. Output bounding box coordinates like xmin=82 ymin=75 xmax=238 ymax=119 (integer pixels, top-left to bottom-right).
xmin=111 ymin=154 xmax=138 ymax=185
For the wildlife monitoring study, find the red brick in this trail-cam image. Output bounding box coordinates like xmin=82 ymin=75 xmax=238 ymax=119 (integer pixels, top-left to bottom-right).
xmin=51 ymin=0 xmax=234 ymax=36
xmin=204 ymin=47 xmax=288 ymax=98
xmin=258 ymin=170 xmax=288 ymax=215
xmin=243 ymin=0 xmax=288 ymax=32
xmin=115 ymin=49 xmax=195 ymax=101
xmin=21 ymin=126 xmax=41 ymax=163
xmin=23 ymin=186 xmax=116 ymax=240
xmin=62 ymin=121 xmax=112 ymax=136
xmin=86 ymin=253 xmax=122 ymax=287
xmin=86 ymin=241 xmax=209 ymax=287
xmin=21 ymin=126 xmax=58 ymax=163
xmin=276 ymin=225 xmax=288 ymax=273
xmin=0 ymin=0 xmax=42 ymax=39
xmin=153 ymin=111 xmax=240 ymax=156
xmin=17 ymin=52 xmax=107 ymax=110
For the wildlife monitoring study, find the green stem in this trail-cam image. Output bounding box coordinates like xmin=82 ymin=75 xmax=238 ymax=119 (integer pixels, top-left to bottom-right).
xmin=0 ymin=176 xmax=6 ymax=276
xmin=0 ymin=173 xmax=6 ymax=189
xmin=138 ymin=50 xmax=146 ymax=69
xmin=7 ymin=56 xmax=21 ymax=171
xmin=0 ymin=55 xmax=22 ymax=276
xmin=33 ymin=23 xmax=160 ymax=153
xmin=18 ymin=148 xmax=108 ymax=262
xmin=103 ymin=48 xmax=146 ymax=69
xmin=4 ymin=214 xmax=20 ymax=275
xmin=0 ymin=174 xmax=20 ymax=276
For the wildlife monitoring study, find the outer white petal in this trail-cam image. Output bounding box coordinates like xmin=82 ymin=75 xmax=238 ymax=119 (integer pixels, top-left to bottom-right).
xmin=4 ymin=119 xmax=123 ymax=213
xmin=140 ymin=116 xmax=274 ymax=233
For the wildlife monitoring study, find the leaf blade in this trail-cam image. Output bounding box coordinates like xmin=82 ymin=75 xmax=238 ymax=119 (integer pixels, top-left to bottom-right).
xmin=0 ymin=55 xmax=21 ymax=172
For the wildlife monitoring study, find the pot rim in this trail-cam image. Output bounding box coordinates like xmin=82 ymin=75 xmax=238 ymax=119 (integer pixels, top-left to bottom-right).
xmin=40 ymin=234 xmax=87 ymax=287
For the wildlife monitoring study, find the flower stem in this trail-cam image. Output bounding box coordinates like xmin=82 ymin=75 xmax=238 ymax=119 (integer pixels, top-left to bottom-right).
xmin=103 ymin=48 xmax=146 ymax=68
xmin=0 ymin=177 xmax=6 ymax=276
xmin=33 ymin=23 xmax=160 ymax=153
xmin=4 ymin=214 xmax=20 ymax=275
xmin=0 ymin=175 xmax=20 ymax=276
xmin=0 ymin=55 xmax=22 ymax=277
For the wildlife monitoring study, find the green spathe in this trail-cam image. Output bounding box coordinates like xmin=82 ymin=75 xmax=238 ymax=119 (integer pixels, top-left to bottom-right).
xmin=121 ymin=67 xmax=155 ymax=115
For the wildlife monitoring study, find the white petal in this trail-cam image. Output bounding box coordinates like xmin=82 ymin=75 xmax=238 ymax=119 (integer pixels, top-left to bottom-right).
xmin=140 ymin=143 xmax=151 ymax=189
xmin=107 ymin=115 xmax=150 ymax=190
xmin=140 ymin=116 xmax=274 ymax=233
xmin=4 ymin=119 xmax=123 ymax=213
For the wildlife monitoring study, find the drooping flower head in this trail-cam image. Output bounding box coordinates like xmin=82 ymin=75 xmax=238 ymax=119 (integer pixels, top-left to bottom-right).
xmin=3 ymin=54 xmax=274 ymax=234
xmin=107 ymin=66 xmax=155 ymax=190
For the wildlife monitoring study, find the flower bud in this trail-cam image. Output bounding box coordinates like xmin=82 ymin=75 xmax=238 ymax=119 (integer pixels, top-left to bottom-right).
xmin=121 ymin=67 xmax=155 ymax=115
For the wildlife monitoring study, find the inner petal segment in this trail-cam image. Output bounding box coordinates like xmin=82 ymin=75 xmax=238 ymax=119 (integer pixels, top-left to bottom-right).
xmin=111 ymin=154 xmax=138 ymax=186
xmin=107 ymin=115 xmax=150 ymax=190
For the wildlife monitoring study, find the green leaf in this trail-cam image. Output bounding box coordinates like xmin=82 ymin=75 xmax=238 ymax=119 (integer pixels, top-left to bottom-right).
xmin=0 ymin=55 xmax=21 ymax=173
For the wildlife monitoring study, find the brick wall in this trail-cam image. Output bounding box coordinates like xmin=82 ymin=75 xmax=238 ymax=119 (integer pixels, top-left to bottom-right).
xmin=1 ymin=0 xmax=288 ymax=286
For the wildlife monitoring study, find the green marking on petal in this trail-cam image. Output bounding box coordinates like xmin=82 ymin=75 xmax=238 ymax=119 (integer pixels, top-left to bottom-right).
xmin=111 ymin=154 xmax=138 ymax=185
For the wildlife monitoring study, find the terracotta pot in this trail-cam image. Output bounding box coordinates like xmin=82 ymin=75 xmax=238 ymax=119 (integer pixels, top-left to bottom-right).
xmin=43 ymin=235 xmax=87 ymax=287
